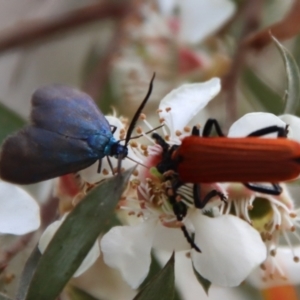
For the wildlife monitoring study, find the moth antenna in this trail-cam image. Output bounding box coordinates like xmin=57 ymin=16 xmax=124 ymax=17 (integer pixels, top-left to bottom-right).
xmin=106 ymin=156 xmax=115 ymax=175
xmin=121 ymin=124 xmax=164 ymax=141
xmin=125 ymin=73 xmax=155 ymax=146
xmin=126 ymin=156 xmax=149 ymax=169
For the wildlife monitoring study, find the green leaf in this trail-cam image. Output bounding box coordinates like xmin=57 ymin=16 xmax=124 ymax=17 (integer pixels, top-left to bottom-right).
xmin=272 ymin=36 xmax=300 ymax=115
xmin=242 ymin=68 xmax=283 ymax=115
xmin=24 ymin=169 xmax=133 ymax=300
xmin=16 ymin=246 xmax=41 ymax=300
xmin=192 ymin=264 xmax=211 ymax=295
xmin=0 ymin=293 xmax=13 ymax=300
xmin=134 ymin=253 xmax=175 ymax=300
xmin=0 ymin=103 xmax=25 ymax=143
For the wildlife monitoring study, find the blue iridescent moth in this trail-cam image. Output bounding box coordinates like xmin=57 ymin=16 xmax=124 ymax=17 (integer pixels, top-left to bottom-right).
xmin=0 ymin=75 xmax=154 ymax=184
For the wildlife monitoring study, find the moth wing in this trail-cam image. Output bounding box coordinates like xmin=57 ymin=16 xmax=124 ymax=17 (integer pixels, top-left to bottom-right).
xmin=0 ymin=126 xmax=98 ymax=184
xmin=31 ymin=85 xmax=112 ymax=139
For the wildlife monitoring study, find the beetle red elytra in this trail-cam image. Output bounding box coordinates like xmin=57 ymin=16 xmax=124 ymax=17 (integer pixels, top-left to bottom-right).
xmin=152 ymin=118 xmax=298 ymax=252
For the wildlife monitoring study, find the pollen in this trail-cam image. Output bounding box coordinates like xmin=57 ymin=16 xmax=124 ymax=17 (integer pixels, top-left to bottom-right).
xmin=131 ymin=179 xmax=141 ymax=188
xmin=294 ymin=256 xmax=299 ymax=262
xmin=140 ymin=144 xmax=148 ymax=150
xmin=136 ymin=126 xmax=143 ymax=134
xmin=102 ymin=168 xmax=109 ymax=175
xmin=140 ymin=113 xmax=146 ymax=120
xmin=130 ymin=141 xmax=138 ymax=147
xmin=133 ymin=169 xmax=139 ymax=176
xmin=120 ymin=128 xmax=125 ymax=135
xmin=159 ymin=118 xmax=165 ymax=123
xmin=184 ymin=126 xmax=191 ymax=133
xmin=260 ymin=263 xmax=266 ymax=270
xmin=157 ymin=109 xmax=163 ymax=113
xmin=175 ymin=130 xmax=182 ymax=136
xmin=165 ymin=107 xmax=171 ymax=112
xmin=167 ymin=188 xmax=174 ymax=196
xmin=4 ymin=273 xmax=15 ymax=284
xmin=165 ymin=135 xmax=170 ymax=141
xmin=176 ymin=195 xmax=182 ymax=202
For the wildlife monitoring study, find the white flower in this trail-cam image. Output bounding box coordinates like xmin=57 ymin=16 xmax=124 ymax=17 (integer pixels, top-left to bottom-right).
xmin=0 ymin=181 xmax=40 ymax=235
xmin=280 ymin=114 xmax=300 ymax=142
xmin=100 ymin=79 xmax=266 ymax=289
xmin=190 ymin=211 xmax=266 ymax=287
xmin=224 ymin=112 xmax=300 ymax=287
xmin=158 ymin=78 xmax=221 ymax=144
xmin=157 ymin=0 xmax=236 ymax=44
xmin=228 ymin=112 xmax=286 ymax=138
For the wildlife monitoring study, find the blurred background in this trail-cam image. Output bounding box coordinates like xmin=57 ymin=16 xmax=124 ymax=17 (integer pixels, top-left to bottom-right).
xmin=0 ymin=0 xmax=299 ymax=299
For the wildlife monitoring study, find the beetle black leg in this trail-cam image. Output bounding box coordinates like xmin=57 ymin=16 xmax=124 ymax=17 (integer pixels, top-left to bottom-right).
xmin=181 ymin=225 xmax=201 ymax=252
xmin=244 ymin=183 xmax=282 ymax=195
xmin=152 ymin=133 xmax=169 ymax=152
xmin=192 ymin=126 xmax=200 ymax=136
xmin=247 ymin=125 xmax=288 ymax=138
xmin=202 ymin=118 xmax=225 ymax=137
xmin=193 ymin=184 xmax=227 ymax=209
xmin=168 ymin=180 xmax=202 ymax=252
xmin=245 ymin=125 xmax=287 ymax=196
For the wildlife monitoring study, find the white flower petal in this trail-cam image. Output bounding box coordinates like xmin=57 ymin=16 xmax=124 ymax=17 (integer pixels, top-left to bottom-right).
xmin=157 ymin=0 xmax=177 ymax=16
xmin=79 ymin=116 xmax=141 ymax=183
xmin=190 ymin=212 xmax=266 ymax=287
xmin=23 ymin=179 xmax=53 ymax=204
xmin=152 ymin=223 xmax=190 ymax=251
xmin=0 ymin=182 xmax=40 ymax=235
xmin=159 ymin=78 xmax=221 ymax=143
xmin=39 ymin=216 xmax=100 ymax=277
xmin=280 ymin=114 xmax=300 ymax=141
xmin=73 ymin=242 xmax=101 ymax=277
xmin=179 ymin=0 xmax=236 ymax=44
xmin=100 ymin=220 xmax=157 ymax=289
xmin=248 ymin=246 xmax=300 ymax=289
xmin=228 ymin=112 xmax=286 ymax=137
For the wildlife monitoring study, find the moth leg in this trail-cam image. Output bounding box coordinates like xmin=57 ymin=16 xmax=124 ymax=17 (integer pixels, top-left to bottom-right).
xmin=106 ymin=156 xmax=115 ymax=174
xmin=244 ymin=183 xmax=282 ymax=196
xmin=247 ymin=125 xmax=288 ymax=137
xmin=97 ymin=159 xmax=102 ymax=173
xmin=110 ymin=125 xmax=118 ymax=134
xmin=202 ymin=118 xmax=225 ymax=137
xmin=193 ymin=184 xmax=227 ymax=209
